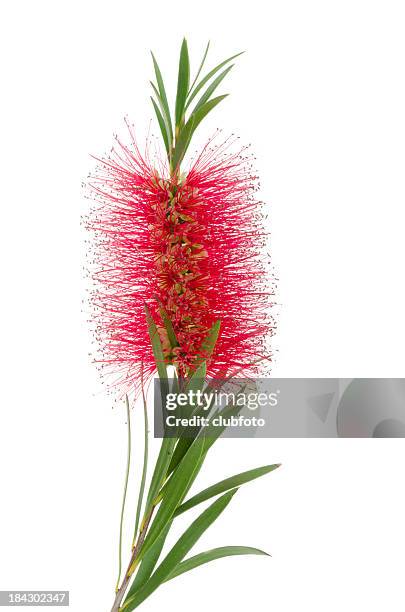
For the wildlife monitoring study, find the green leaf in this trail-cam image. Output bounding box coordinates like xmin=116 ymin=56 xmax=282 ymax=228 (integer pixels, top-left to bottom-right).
xmin=187 ymin=95 xmax=228 ymax=139
xmin=174 ymin=464 xmax=281 ymax=517
xmin=115 ymin=396 xmax=132 ymax=591
xmin=157 ymin=301 xmax=178 ymax=349
xmin=200 ymin=386 xmax=248 ymax=452
xmin=171 ymin=115 xmax=195 ymax=171
xmin=142 ymin=305 xmax=174 ymax=518
xmin=168 ymin=384 xmax=246 ymax=470
xmin=192 ymin=64 xmax=234 ymax=115
xmin=186 ymin=51 xmax=244 ymax=110
xmin=188 ymin=40 xmax=210 ymax=96
xmin=165 ymin=546 xmax=269 ymax=581
xmin=142 ymin=437 xmax=177 ymax=523
xmin=132 ymin=377 xmax=149 ymax=546
xmin=185 ymin=360 xmax=207 ymax=392
xmin=130 ymin=433 xmax=205 ymax=599
xmin=150 ymin=52 xmax=173 ymax=141
xmin=150 ymin=97 xmax=170 ymax=155
xmin=165 ymin=322 xmax=221 ymax=478
xmin=127 ymin=523 xmax=171 ymax=598
xmin=175 ymin=38 xmax=190 ymax=127
xmin=138 ymin=437 xmax=206 ymax=562
xmin=165 ymin=361 xmax=208 ymax=476
xmin=145 ymin=304 xmax=167 ymax=382
xmin=150 ymin=83 xmax=173 ymax=151
xmin=122 ymin=489 xmax=238 ymax=610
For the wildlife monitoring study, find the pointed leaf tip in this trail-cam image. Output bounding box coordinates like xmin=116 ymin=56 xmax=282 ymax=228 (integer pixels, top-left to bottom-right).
xmin=164 ymin=545 xmax=271 ymax=582
xmin=175 ymin=38 xmax=190 ymax=128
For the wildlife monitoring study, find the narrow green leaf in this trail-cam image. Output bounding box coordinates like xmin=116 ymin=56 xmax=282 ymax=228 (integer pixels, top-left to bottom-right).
xmin=175 ymin=38 xmax=190 ymax=127
xmin=201 ymin=386 xmax=247 ymax=452
xmin=192 ymin=65 xmax=234 ymax=115
xmin=115 ymin=396 xmax=132 ymax=592
xmin=165 ymin=546 xmax=269 ymax=581
xmin=132 ymin=374 xmax=149 ymax=547
xmin=187 ymin=95 xmax=228 ymax=139
xmin=166 ymin=361 xmax=208 ymax=475
xmin=166 ymin=436 xmax=198 ymax=479
xmin=185 ymin=360 xmax=207 ymax=392
xmin=123 ymin=490 xmax=238 ymax=610
xmin=127 ymin=523 xmax=171 ymax=598
xmin=132 ymin=407 xmax=201 ymax=589
xmin=142 ymin=366 xmax=181 ymax=521
xmin=150 ymin=83 xmax=173 ymax=149
xmin=145 ymin=304 xmax=167 ymax=384
xmin=168 ymin=384 xmax=246 ymax=472
xmin=186 ymin=51 xmax=244 ymax=110
xmin=150 ymin=97 xmax=170 ymax=154
xmin=171 ymin=115 xmax=195 ymax=171
xmin=138 ymin=438 xmax=206 ymax=562
xmin=174 ymin=464 xmax=281 ymax=517
xmin=156 ymin=301 xmax=178 ymax=349
xmin=142 ymin=305 xmax=174 ymax=518
xmin=150 ymin=52 xmax=173 ymax=141
xmin=143 ymin=436 xmax=177 ymax=521
xmin=188 ymin=40 xmax=210 ymax=96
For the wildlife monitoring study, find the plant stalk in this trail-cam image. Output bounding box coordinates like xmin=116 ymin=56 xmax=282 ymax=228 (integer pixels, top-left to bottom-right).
xmin=110 ymin=509 xmax=154 ymax=612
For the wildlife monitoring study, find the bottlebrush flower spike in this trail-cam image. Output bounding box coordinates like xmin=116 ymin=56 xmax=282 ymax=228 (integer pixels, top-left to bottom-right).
xmin=86 ymin=40 xmax=281 ymax=612
xmin=86 ymin=40 xmax=275 ymax=396
xmin=87 ymin=131 xmax=274 ymax=394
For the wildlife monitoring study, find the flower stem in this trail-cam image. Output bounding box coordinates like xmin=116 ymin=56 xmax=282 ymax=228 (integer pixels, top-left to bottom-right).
xmin=132 ymin=367 xmax=149 ymax=548
xmin=115 ymin=396 xmax=132 ymax=593
xmin=111 ymin=509 xmax=154 ymax=612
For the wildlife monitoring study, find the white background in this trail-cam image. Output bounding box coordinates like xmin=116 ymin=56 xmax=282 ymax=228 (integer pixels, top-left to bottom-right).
xmin=1 ymin=1 xmax=405 ymax=610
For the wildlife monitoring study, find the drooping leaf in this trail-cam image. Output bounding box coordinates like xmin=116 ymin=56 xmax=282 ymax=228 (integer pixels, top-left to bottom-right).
xmin=174 ymin=464 xmax=281 ymax=517
xmin=186 ymin=51 xmax=244 ymax=110
xmin=122 ymin=489 xmax=238 ymax=610
xmin=175 ymin=38 xmax=190 ymax=127
xmin=165 ymin=545 xmax=269 ymax=581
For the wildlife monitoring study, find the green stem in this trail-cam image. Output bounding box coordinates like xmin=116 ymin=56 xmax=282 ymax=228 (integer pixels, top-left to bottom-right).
xmin=132 ymin=366 xmax=149 ymax=548
xmin=111 ymin=508 xmax=155 ymax=612
xmin=115 ymin=395 xmax=132 ymax=593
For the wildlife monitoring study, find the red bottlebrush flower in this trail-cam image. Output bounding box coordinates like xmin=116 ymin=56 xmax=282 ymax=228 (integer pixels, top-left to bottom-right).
xmin=88 ymin=42 xmax=281 ymax=612
xmin=86 ymin=122 xmax=275 ymax=396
